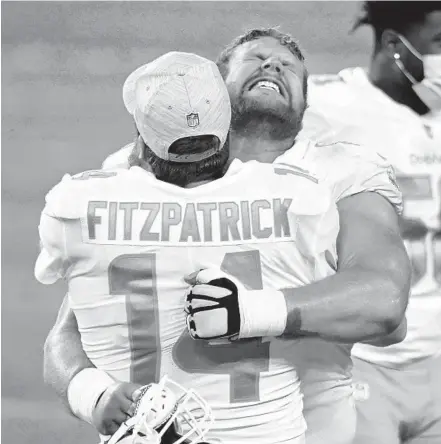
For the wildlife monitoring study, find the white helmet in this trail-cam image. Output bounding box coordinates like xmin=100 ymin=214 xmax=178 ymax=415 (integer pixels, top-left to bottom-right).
xmin=107 ymin=376 xmax=214 ymax=444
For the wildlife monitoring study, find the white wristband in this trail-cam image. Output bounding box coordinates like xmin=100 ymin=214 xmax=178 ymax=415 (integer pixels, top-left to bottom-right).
xmin=67 ymin=368 xmax=115 ymax=425
xmin=238 ymin=289 xmax=288 ymax=338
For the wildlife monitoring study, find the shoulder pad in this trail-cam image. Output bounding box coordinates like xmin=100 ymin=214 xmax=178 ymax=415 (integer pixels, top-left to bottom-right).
xmin=44 ymin=170 xmax=119 ymax=219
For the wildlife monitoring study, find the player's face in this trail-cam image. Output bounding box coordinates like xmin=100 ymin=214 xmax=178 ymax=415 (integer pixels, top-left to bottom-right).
xmin=224 ymin=37 xmax=306 ymax=131
xmin=401 ymin=10 xmax=441 ymax=80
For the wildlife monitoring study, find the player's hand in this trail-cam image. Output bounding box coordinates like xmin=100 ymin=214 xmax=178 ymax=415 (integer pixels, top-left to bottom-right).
xmin=184 ymin=268 xmax=288 ymax=341
xmin=92 ymin=381 xmax=143 ymax=436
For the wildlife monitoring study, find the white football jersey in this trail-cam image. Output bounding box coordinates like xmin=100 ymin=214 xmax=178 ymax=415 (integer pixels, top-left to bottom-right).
xmin=101 ymin=136 xmax=403 ymax=401
xmin=35 ymin=159 xmax=340 ymax=444
xmin=275 ymin=137 xmax=402 ymax=419
xmin=304 ymin=67 xmax=441 ymax=367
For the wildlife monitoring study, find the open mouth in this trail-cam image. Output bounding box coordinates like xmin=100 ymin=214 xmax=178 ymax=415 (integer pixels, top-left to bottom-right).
xmin=248 ymin=78 xmax=284 ymax=97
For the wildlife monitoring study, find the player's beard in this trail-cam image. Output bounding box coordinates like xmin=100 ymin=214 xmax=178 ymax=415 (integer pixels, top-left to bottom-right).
xmin=230 ymin=94 xmax=306 ymax=141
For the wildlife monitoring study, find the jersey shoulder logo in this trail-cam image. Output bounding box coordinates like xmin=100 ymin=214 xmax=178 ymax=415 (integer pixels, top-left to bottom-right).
xmin=72 ymin=170 xmax=118 ymax=181
xmin=315 ymin=140 xmax=360 ymax=148
xmin=274 ymin=163 xmax=319 ymax=184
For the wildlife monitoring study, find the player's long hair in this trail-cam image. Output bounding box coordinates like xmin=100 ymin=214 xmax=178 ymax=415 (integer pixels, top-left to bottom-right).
xmin=129 ymin=134 xmax=230 ymax=188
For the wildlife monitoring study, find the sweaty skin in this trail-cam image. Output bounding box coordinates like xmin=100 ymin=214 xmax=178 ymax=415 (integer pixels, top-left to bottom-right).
xmin=282 ymin=192 xmax=410 ymax=342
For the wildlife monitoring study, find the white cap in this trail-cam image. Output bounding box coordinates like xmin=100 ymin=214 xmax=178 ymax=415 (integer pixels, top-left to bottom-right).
xmin=123 ymin=52 xmax=231 ymax=163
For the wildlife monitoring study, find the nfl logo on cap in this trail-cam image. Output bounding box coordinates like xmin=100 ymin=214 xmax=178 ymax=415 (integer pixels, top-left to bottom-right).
xmin=187 ymin=113 xmax=200 ymax=128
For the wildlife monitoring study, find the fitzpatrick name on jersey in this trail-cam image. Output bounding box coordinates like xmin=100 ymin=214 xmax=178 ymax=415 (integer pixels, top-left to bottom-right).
xmin=86 ymin=198 xmax=296 ymax=245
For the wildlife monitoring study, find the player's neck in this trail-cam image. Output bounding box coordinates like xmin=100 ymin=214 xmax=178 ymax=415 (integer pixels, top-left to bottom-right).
xmin=183 ymin=178 xmax=216 ymax=188
xmin=136 ymin=161 xmax=216 ymax=188
xmin=228 ymin=128 xmax=295 ymax=164
xmin=369 ymin=63 xmax=430 ymax=116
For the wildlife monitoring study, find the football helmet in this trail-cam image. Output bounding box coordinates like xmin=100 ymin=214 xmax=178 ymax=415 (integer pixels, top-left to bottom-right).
xmin=107 ymin=376 xmax=214 ymax=444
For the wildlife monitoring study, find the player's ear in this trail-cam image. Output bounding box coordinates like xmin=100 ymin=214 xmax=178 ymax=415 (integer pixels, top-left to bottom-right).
xmin=381 ymin=29 xmax=402 ymax=59
xmin=135 ymin=136 xmax=145 ymax=160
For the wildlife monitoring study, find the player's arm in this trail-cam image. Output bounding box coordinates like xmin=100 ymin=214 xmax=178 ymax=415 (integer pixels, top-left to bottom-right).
xmin=37 ymin=207 xmax=140 ymax=434
xmin=281 ymin=192 xmax=410 ymax=343
xmin=186 ymin=192 xmax=410 ymax=344
xmin=37 ymin=209 xmax=97 ymax=401
xmin=44 ymin=298 xmax=140 ymax=435
xmin=43 ymin=294 xmax=94 ymax=404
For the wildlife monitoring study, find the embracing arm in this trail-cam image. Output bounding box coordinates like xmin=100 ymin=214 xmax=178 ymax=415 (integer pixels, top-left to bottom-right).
xmin=282 ymin=192 xmax=411 ymax=343
xmin=43 ymin=294 xmax=94 ymax=403
xmin=44 ymin=295 xmax=140 ymax=434
xmin=38 ymin=193 xmax=139 ymax=434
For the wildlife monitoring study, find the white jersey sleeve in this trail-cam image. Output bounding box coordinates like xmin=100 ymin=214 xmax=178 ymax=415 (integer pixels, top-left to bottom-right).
xmin=34 ymin=173 xmax=80 ymax=285
xmin=35 ymin=211 xmax=67 ymax=285
xmin=34 ymin=169 xmax=121 ymax=285
xmin=277 ymin=138 xmax=403 ymax=214
xmin=317 ymin=139 xmax=403 ymax=213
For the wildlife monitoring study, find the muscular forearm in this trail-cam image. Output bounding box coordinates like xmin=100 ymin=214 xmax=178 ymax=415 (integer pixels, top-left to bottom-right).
xmin=281 ymin=263 xmax=408 ymax=343
xmin=279 ymin=193 xmax=411 ymax=343
xmin=43 ymin=296 xmax=95 ymax=404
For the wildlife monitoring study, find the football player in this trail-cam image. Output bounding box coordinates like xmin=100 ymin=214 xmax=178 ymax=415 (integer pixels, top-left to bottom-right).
xmin=42 ymin=28 xmax=411 ymax=444
xmin=177 ymin=27 xmax=411 ymax=444
xmin=36 ymin=50 xmax=344 ymax=444
xmin=300 ymin=2 xmax=441 ymax=444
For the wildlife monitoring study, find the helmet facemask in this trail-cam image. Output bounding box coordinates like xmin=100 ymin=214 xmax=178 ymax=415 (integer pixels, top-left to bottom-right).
xmin=107 ymin=376 xmax=214 ymax=444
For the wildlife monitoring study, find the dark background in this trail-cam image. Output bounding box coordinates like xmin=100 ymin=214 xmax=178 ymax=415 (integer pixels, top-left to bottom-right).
xmin=2 ymin=2 xmax=372 ymax=443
